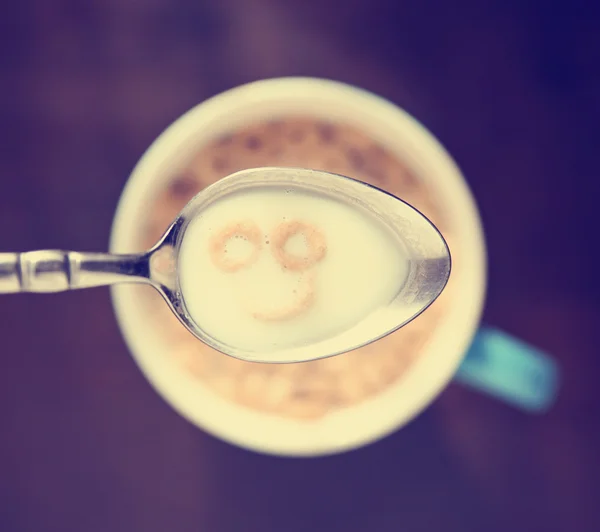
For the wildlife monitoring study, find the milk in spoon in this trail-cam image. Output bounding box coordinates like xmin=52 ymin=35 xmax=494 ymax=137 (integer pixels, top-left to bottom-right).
xmin=177 ymin=186 xmax=409 ymax=352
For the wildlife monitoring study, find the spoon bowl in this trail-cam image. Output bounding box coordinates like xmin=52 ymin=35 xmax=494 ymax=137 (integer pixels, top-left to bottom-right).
xmin=150 ymin=167 xmax=451 ymax=363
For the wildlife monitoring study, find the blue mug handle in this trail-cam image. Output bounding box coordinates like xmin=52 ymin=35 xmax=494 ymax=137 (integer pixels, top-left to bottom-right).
xmin=454 ymin=326 xmax=560 ymax=412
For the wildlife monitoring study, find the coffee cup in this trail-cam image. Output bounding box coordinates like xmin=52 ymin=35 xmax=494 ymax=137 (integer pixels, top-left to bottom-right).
xmin=110 ymin=78 xmax=558 ymax=456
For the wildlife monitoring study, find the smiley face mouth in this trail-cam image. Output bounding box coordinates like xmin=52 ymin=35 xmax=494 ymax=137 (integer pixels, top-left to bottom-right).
xmin=209 ymin=219 xmax=327 ymax=322
xmin=244 ymin=269 xmax=317 ymax=322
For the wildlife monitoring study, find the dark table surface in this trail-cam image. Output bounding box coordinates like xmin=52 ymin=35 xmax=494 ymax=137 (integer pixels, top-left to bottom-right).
xmin=1 ymin=1 xmax=599 ymax=531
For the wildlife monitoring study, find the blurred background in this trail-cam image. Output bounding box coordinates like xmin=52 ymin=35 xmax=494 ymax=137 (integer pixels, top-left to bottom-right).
xmin=1 ymin=0 xmax=599 ymax=531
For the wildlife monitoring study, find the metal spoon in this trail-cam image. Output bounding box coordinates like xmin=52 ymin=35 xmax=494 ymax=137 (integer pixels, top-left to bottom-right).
xmin=0 ymin=167 xmax=450 ymax=363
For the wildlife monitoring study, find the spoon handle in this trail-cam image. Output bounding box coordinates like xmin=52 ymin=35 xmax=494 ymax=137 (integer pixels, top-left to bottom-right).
xmin=0 ymin=250 xmax=151 ymax=293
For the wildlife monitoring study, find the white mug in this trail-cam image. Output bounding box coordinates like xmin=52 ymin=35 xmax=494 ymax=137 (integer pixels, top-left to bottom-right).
xmin=110 ymin=78 xmax=558 ymax=457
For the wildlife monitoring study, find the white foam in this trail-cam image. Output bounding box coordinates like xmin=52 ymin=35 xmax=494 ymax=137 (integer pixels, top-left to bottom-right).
xmin=177 ymin=186 xmax=409 ymax=352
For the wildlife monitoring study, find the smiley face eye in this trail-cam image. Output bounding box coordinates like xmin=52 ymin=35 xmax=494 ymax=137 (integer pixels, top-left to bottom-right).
xmin=270 ymin=221 xmax=327 ymax=272
xmin=208 ymin=221 xmax=263 ymax=272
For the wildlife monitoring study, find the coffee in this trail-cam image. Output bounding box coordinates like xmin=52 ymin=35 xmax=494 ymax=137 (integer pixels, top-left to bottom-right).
xmin=138 ymin=116 xmax=451 ymax=420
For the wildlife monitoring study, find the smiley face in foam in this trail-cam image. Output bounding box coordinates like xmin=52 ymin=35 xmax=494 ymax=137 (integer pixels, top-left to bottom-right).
xmin=208 ymin=218 xmax=326 ymax=323
xmin=177 ymin=186 xmax=409 ymax=353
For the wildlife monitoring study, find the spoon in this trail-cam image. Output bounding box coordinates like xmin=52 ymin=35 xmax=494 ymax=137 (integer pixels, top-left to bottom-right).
xmin=0 ymin=167 xmax=450 ymax=363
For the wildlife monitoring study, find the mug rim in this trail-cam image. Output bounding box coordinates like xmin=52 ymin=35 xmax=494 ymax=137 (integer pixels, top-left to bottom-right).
xmin=110 ymin=77 xmax=487 ymax=456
